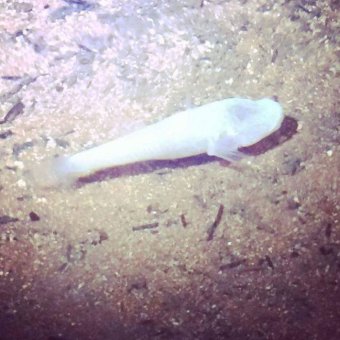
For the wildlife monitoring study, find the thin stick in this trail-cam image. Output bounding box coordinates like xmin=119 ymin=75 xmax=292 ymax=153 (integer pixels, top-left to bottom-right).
xmin=206 ymin=204 xmax=224 ymax=241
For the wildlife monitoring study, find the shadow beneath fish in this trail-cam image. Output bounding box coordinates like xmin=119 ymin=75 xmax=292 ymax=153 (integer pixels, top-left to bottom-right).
xmin=77 ymin=116 xmax=298 ymax=187
xmin=240 ymin=115 xmax=298 ymax=156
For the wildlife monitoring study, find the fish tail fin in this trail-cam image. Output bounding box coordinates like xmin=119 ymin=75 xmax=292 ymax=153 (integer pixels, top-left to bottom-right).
xmin=29 ymin=156 xmax=77 ymax=189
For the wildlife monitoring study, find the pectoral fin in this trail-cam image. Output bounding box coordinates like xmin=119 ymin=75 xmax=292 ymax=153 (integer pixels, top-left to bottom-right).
xmin=207 ymin=135 xmax=246 ymax=162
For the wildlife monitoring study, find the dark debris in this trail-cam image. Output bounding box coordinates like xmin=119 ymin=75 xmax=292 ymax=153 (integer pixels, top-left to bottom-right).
xmin=264 ymin=255 xmax=275 ymax=269
xmin=0 ymin=130 xmax=13 ymax=139
xmin=219 ymin=258 xmax=246 ymax=271
xmin=29 ymin=211 xmax=40 ymax=222
xmin=0 ymin=215 xmax=19 ymax=225
xmin=180 ymin=214 xmax=188 ymax=227
xmin=50 ymin=1 xmax=95 ymax=21
xmin=206 ymin=204 xmax=224 ymax=241
xmin=127 ymin=277 xmax=148 ymax=293
xmin=281 ymin=155 xmax=305 ymax=176
xmin=324 ymin=223 xmax=332 ymax=239
xmin=132 ymin=222 xmax=159 ymax=232
xmin=12 ymin=141 xmax=34 ymax=156
xmin=66 ymin=244 xmax=86 ymax=263
xmin=287 ymin=197 xmax=301 ymax=210
xmin=0 ymin=101 xmax=25 ymax=124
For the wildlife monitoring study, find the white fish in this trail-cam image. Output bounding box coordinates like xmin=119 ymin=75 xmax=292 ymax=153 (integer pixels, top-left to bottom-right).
xmin=33 ymin=97 xmax=283 ymax=187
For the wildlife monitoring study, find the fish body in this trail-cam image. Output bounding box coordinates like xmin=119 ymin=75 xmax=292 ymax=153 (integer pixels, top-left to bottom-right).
xmin=36 ymin=97 xmax=283 ymax=186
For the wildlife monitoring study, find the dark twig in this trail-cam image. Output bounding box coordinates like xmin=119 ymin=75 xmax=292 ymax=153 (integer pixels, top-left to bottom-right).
xmin=264 ymin=255 xmax=274 ymax=269
xmin=180 ymin=214 xmax=188 ymax=227
xmin=206 ymin=204 xmax=224 ymax=241
xmin=132 ymin=222 xmax=159 ymax=232
xmin=0 ymin=101 xmax=24 ymax=124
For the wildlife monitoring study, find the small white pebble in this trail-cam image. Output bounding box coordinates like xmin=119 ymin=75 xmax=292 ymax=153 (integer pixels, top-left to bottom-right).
xmin=297 ymin=121 xmax=303 ymax=131
xmin=326 ymin=149 xmax=333 ymax=157
xmin=14 ymin=161 xmax=24 ymax=170
xmin=293 ymin=196 xmax=300 ymax=204
xmin=17 ymin=179 xmax=26 ymax=188
xmin=46 ymin=138 xmax=57 ymax=149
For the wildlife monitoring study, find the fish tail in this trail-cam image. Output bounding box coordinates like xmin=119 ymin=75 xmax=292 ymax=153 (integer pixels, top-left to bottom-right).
xmin=29 ymin=156 xmax=77 ymax=188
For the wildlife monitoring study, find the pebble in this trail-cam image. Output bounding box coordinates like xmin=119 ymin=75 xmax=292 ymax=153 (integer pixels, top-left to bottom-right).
xmin=13 ymin=2 xmax=33 ymax=13
xmin=17 ymin=179 xmax=27 ymax=188
xmin=14 ymin=161 xmax=24 ymax=170
xmin=46 ymin=138 xmax=57 ymax=149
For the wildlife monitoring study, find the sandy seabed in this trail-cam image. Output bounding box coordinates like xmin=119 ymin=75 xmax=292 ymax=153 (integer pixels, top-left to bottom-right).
xmin=0 ymin=0 xmax=339 ymax=339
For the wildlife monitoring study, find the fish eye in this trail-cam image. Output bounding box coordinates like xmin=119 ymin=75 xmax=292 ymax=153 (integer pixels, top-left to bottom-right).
xmin=228 ymin=100 xmax=258 ymax=121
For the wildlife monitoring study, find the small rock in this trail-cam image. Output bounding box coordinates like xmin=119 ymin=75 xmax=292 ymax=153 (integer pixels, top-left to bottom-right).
xmin=287 ymin=197 xmax=301 ymax=210
xmin=281 ymin=156 xmax=304 ymax=175
xmin=17 ymin=179 xmax=26 ymax=188
xmin=14 ymin=161 xmax=24 ymax=170
xmin=326 ymin=149 xmax=333 ymax=157
xmin=29 ymin=211 xmax=40 ymax=222
xmin=13 ymin=2 xmax=33 ymax=12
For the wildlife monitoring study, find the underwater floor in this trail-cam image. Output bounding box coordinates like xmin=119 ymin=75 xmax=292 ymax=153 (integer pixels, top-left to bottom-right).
xmin=0 ymin=0 xmax=339 ymax=339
